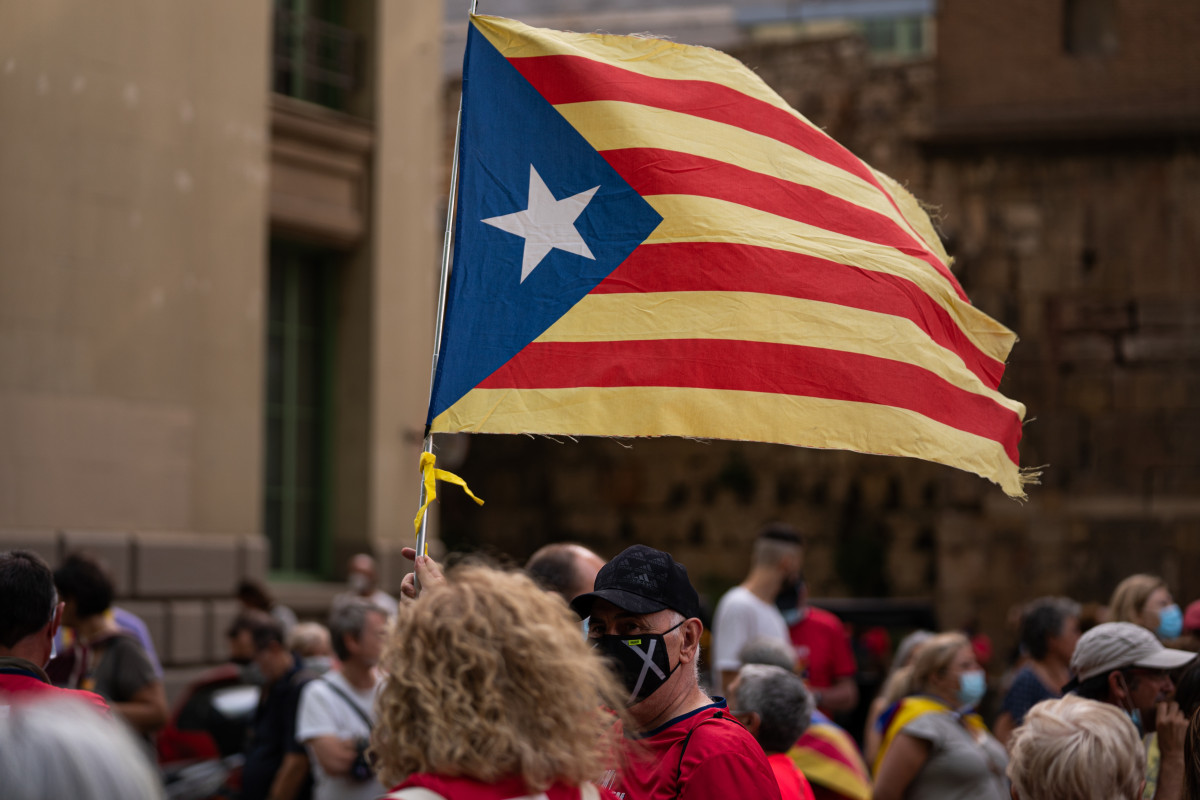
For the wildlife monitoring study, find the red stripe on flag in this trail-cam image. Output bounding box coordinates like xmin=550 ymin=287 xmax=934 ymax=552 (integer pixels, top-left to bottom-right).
xmin=796 ymin=728 xmax=868 ymax=775
xmin=593 ymin=242 xmax=1006 ymax=389
xmin=507 ymin=54 xmax=967 ymax=301
xmin=603 ymin=147 xmax=962 ymax=293
xmin=478 ymin=339 xmax=1022 ymax=462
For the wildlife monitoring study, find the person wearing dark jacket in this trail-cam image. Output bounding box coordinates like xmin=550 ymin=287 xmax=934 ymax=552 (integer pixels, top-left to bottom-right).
xmin=242 ymin=610 xmax=318 ymax=800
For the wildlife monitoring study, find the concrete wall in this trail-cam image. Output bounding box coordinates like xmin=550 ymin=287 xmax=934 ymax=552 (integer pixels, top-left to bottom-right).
xmin=366 ymin=0 xmax=442 ymax=557
xmin=0 ymin=0 xmax=445 ymax=695
xmin=0 ymin=2 xmax=271 ymax=536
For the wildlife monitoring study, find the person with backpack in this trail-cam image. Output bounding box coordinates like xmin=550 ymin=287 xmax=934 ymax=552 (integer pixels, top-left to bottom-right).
xmin=296 ymin=599 xmax=388 ymax=800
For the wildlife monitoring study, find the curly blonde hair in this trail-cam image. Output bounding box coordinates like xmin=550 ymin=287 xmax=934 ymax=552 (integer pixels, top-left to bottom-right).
xmin=371 ymin=563 xmax=628 ymax=790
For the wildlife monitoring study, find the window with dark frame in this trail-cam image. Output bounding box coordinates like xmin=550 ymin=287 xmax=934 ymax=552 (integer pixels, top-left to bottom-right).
xmin=272 ymin=0 xmax=360 ymax=111
xmin=264 ymin=242 xmax=337 ymax=578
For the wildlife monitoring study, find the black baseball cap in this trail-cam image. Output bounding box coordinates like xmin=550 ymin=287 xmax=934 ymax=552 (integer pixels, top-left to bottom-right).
xmin=571 ymin=545 xmax=702 ymax=621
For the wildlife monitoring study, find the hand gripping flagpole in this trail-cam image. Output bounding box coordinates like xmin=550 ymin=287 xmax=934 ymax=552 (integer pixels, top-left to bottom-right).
xmin=414 ymin=0 xmax=483 ymax=584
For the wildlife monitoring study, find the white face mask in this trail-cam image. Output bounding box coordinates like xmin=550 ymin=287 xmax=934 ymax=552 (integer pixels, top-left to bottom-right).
xmin=303 ymin=655 xmax=334 ymax=674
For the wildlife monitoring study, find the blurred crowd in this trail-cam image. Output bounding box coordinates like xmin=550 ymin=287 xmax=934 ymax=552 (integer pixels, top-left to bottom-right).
xmin=3 ymin=528 xmax=1200 ymax=800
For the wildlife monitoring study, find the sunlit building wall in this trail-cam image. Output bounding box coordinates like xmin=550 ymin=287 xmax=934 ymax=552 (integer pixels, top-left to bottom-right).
xmin=0 ymin=1 xmax=442 ymax=692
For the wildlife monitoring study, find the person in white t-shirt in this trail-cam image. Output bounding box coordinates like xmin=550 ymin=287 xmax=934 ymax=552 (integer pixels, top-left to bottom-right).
xmin=297 ymin=599 xmax=388 ymax=800
xmin=710 ymin=523 xmax=803 ymax=696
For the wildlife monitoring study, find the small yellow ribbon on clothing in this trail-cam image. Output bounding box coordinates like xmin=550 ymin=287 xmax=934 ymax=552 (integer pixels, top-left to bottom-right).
xmin=414 ymin=451 xmax=484 ymax=538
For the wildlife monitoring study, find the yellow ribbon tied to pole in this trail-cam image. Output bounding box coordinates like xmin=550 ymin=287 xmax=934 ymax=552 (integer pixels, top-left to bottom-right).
xmin=414 ymin=451 xmax=484 ymax=538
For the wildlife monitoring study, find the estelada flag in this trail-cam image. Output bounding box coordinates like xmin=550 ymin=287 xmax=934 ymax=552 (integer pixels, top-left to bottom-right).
xmin=427 ymin=14 xmax=1031 ymax=497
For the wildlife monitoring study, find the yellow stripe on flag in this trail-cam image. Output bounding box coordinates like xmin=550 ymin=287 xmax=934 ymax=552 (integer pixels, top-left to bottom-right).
xmin=870 ymin=166 xmax=952 ymax=267
xmin=472 ymin=15 xmax=813 ymax=123
xmin=644 ymin=195 xmax=1017 ymax=362
xmin=790 ymin=747 xmax=872 ymax=800
xmin=538 ymin=291 xmax=1023 ymax=415
xmin=430 ymin=386 xmax=1023 ymax=496
xmin=555 ymin=101 xmax=925 ymax=246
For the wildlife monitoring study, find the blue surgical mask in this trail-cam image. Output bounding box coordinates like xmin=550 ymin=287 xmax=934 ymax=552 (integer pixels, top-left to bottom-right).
xmin=1115 ymin=673 xmax=1145 ymax=735
xmin=1158 ymin=604 xmax=1184 ymax=640
xmin=957 ymin=669 xmax=987 ymax=709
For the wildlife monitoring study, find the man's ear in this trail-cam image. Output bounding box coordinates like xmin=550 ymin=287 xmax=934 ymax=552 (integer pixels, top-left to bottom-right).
xmin=678 ymin=619 xmax=703 ymax=664
xmin=740 ymin=710 xmax=762 ymax=739
xmin=1107 ymin=670 xmax=1128 ymax=703
xmin=49 ymin=602 xmax=64 ymax=640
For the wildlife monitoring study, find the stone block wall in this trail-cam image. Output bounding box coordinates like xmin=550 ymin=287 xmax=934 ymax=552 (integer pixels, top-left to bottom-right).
xmin=0 ymin=529 xmax=267 ymax=700
xmin=437 ymin=27 xmax=1200 ymax=667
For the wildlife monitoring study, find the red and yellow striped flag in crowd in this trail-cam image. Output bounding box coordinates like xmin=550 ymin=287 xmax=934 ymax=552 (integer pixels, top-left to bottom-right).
xmin=426 ymin=15 xmax=1031 ymax=497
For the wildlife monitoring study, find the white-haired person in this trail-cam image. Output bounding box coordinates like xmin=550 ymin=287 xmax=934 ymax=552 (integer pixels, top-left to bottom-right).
xmin=0 ymin=697 xmax=164 ymax=800
xmin=373 ymin=563 xmax=629 ymax=800
xmin=729 ymin=663 xmax=818 ymax=800
xmin=1007 ymin=695 xmax=1146 ymax=800
xmin=288 ymin=620 xmax=334 ymax=674
xmin=739 ymin=636 xmax=873 ymax=800
xmin=872 ymin=632 xmax=1007 ymax=800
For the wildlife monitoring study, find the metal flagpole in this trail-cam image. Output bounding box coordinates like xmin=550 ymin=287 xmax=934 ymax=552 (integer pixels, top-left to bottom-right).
xmin=416 ymin=0 xmax=478 ymax=570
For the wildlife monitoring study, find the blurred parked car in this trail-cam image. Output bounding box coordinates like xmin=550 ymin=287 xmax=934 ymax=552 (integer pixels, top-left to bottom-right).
xmin=157 ymin=664 xmax=260 ymax=800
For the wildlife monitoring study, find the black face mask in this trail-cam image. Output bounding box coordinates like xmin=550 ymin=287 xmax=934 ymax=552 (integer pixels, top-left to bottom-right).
xmin=775 ymin=574 xmax=804 ymax=625
xmin=593 ymin=619 xmax=684 ymax=705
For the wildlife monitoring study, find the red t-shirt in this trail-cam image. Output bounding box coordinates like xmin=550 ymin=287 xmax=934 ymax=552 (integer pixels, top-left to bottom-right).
xmin=768 ymin=753 xmax=816 ymax=800
xmin=0 ymin=668 xmax=110 ymax=713
xmin=389 ymin=774 xmax=618 ymax=800
xmin=788 ymin=608 xmax=856 ymax=690
xmin=610 ymin=701 xmax=782 ymax=800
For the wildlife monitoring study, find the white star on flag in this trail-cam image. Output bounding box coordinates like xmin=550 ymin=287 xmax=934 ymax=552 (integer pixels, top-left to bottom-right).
xmin=482 ymin=165 xmax=600 ymax=283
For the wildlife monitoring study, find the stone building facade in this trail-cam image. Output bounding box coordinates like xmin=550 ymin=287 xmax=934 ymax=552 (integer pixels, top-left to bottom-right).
xmin=0 ymin=1 xmax=443 ymax=696
xmin=439 ymin=1 xmax=1200 ymax=660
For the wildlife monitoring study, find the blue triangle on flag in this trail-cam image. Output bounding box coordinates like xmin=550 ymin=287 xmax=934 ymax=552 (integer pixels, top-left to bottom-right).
xmin=426 ymin=22 xmax=663 ymax=424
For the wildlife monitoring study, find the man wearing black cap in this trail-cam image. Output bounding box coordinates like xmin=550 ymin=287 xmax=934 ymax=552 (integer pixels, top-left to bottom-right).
xmin=572 ymin=545 xmax=782 ymax=800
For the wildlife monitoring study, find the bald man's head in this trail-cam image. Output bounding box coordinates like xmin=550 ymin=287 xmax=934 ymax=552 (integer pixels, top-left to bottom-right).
xmin=526 ymin=543 xmax=606 ymax=604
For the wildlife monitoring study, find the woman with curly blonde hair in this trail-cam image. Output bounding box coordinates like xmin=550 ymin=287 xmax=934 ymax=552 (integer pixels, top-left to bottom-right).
xmin=373 ymin=562 xmax=628 ymax=800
